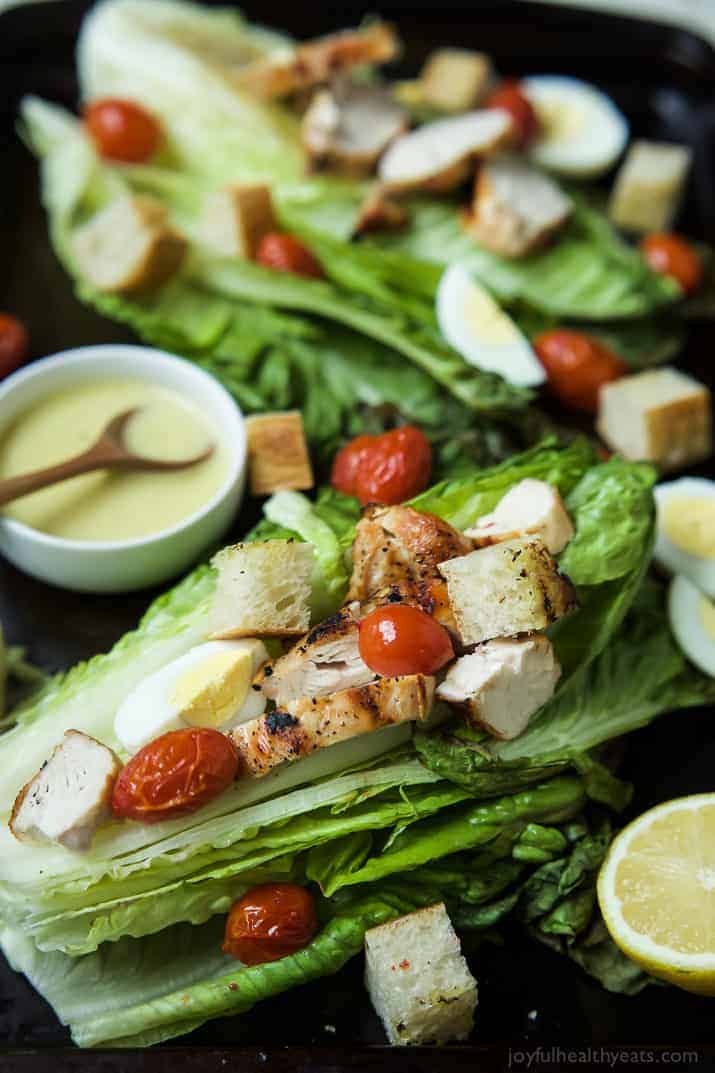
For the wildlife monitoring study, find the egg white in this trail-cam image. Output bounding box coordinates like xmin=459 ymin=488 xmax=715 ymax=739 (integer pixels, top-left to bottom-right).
xmin=654 ymin=478 xmax=715 ymax=599
xmin=669 ymin=574 xmax=715 ymax=677
xmin=436 ymin=263 xmax=546 ymax=388
xmin=523 ymin=76 xmax=628 ymax=178
xmin=114 ymin=639 xmax=268 ymax=753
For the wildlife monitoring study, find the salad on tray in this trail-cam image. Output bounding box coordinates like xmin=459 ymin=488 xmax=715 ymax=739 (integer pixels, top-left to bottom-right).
xmin=1 ymin=0 xmax=715 ymax=1048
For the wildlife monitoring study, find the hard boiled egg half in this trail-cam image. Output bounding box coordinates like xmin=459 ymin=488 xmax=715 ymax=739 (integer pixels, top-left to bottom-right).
xmin=669 ymin=575 xmax=715 ymax=677
xmin=114 ymin=639 xmax=268 ymax=753
xmin=523 ymin=76 xmax=628 ymax=178
xmin=654 ymin=478 xmax=715 ymax=598
xmin=436 ymin=263 xmax=546 ymax=388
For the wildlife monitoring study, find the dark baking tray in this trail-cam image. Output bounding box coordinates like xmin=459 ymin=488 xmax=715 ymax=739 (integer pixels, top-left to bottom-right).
xmin=1 ymin=1 xmax=715 ymax=1068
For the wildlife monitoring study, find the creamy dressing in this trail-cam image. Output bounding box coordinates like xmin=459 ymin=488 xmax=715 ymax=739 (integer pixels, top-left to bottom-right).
xmin=0 ymin=379 xmax=229 ymax=542
xmin=661 ymin=496 xmax=715 ymax=560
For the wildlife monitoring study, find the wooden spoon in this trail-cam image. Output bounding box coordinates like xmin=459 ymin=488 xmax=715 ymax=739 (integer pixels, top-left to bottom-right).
xmin=0 ymin=408 xmax=214 ymax=508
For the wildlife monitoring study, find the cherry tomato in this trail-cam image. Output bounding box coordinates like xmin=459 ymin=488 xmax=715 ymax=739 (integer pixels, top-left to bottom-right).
xmin=255 ymin=233 xmax=324 ymax=279
xmin=0 ymin=314 xmax=29 ymax=379
xmin=640 ymin=233 xmax=702 ymax=296
xmin=330 ymin=435 xmax=375 ymax=497
xmin=332 ymin=425 xmax=431 ymax=506
xmin=83 ymin=98 xmax=162 ymax=163
xmin=223 ymin=883 xmax=318 ymax=965
xmin=484 ymin=80 xmax=540 ymax=149
xmin=358 ymin=604 xmax=454 ymax=677
xmin=111 ymin=728 xmax=238 ymax=823
xmin=533 ymin=329 xmax=627 ymax=413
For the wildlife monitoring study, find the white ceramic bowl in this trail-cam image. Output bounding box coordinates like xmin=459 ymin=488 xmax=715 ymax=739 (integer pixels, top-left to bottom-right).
xmin=0 ymin=345 xmax=247 ymax=593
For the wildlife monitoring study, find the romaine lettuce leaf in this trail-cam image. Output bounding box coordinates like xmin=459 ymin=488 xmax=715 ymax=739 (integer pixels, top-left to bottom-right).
xmin=372 ymin=197 xmax=679 ymax=320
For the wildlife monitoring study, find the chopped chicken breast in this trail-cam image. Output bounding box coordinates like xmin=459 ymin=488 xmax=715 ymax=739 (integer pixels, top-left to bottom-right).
xmin=72 ymin=195 xmax=186 ymax=294
xmin=437 ymin=636 xmax=561 ymax=739
xmin=439 ymin=537 xmax=577 ymax=645
xmin=260 ymin=604 xmax=374 ymax=708
xmin=237 ymin=23 xmax=400 ymax=99
xmin=302 ymin=80 xmax=407 ymax=177
xmin=348 ymin=505 xmax=472 ymax=603
xmin=359 ymin=578 xmax=459 ymax=637
xmin=378 ymin=110 xmax=513 ymax=193
xmin=230 ymin=674 xmax=434 ymax=776
xmin=353 ymin=185 xmax=409 ymax=236
xmin=10 ymin=730 xmax=121 ymax=852
xmin=466 ymin=156 xmax=572 ymax=258
xmin=466 ymin=479 xmax=575 ymax=555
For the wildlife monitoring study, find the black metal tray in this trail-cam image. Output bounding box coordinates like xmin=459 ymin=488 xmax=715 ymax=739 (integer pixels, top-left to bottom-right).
xmin=2 ymin=2 xmax=715 ymax=1068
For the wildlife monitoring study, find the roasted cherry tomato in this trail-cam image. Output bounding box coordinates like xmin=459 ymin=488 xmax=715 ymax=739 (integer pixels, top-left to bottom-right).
xmin=330 ymin=434 xmax=376 ymax=497
xmin=331 ymin=426 xmax=432 ymax=505
xmin=255 ymin=233 xmax=324 ymax=279
xmin=83 ymin=98 xmax=162 ymax=163
xmin=358 ymin=604 xmax=454 ymax=677
xmin=640 ymin=233 xmax=702 ymax=296
xmin=0 ymin=314 xmax=29 ymax=379
xmin=533 ymin=329 xmax=627 ymax=413
xmin=484 ymin=80 xmax=540 ymax=149
xmin=223 ymin=883 xmax=318 ymax=965
xmin=111 ymin=728 xmax=238 ymax=823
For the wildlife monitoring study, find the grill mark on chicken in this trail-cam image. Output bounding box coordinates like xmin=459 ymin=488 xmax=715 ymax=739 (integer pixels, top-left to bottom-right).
xmin=347 ymin=505 xmax=471 ymax=604
xmin=230 ymin=675 xmax=435 ymax=777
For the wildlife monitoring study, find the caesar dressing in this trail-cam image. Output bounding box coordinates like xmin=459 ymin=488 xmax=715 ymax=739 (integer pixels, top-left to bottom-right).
xmin=0 ymin=379 xmax=229 ymax=542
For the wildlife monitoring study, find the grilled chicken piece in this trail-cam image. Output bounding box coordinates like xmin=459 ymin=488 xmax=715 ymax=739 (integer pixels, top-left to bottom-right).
xmin=353 ymin=186 xmax=409 ymax=236
xmin=348 ymin=505 xmax=472 ymax=603
xmin=465 ymin=156 xmax=572 ymax=258
xmin=261 ymin=604 xmax=374 ymax=709
xmin=466 ymin=479 xmax=574 ymax=555
xmin=230 ymin=674 xmax=435 ymax=776
xmin=10 ymin=730 xmax=121 ymax=852
xmin=302 ymin=80 xmax=407 ymax=177
xmin=237 ymin=23 xmax=400 ymax=99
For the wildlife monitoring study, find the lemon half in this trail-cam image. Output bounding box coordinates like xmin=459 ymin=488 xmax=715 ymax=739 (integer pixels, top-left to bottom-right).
xmin=598 ymin=794 xmax=715 ymax=996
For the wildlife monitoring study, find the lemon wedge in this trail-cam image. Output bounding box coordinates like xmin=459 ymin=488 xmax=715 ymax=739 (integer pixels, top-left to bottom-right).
xmin=598 ymin=794 xmax=715 ymax=996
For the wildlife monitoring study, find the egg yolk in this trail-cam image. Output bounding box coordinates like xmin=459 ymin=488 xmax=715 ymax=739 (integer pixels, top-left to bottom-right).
xmin=171 ymin=650 xmax=252 ymax=728
xmin=463 ymin=282 xmax=520 ymax=345
xmin=661 ymin=496 xmax=715 ymax=560
xmin=699 ymin=596 xmax=715 ymax=642
xmin=534 ymin=97 xmax=585 ymax=143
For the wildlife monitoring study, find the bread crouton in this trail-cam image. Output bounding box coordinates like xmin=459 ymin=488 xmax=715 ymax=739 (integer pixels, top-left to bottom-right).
xmin=466 ymin=478 xmax=574 ymax=555
xmin=246 ymin=411 xmax=314 ymax=496
xmin=597 ymin=367 xmax=712 ymax=471
xmin=210 ymin=539 xmax=314 ymax=639
xmin=437 ymin=636 xmax=561 ymax=739
xmin=199 ymin=184 xmax=276 ymax=258
xmin=609 ymin=140 xmax=692 ymax=233
xmin=10 ymin=730 xmax=121 ymax=852
xmin=438 ymin=537 xmax=577 ymax=645
xmin=364 ymin=902 xmax=477 ymax=1045
xmin=420 ymin=48 xmax=494 ymax=112
xmin=72 ymin=195 xmax=186 ymax=294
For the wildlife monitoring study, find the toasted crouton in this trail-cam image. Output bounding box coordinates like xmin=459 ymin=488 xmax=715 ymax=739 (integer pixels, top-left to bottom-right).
xmin=437 ymin=636 xmax=561 ymax=739
xmin=609 ymin=140 xmax=692 ymax=233
xmin=466 ymin=156 xmax=572 ymax=257
xmin=438 ymin=537 xmax=577 ymax=645
xmin=10 ymin=730 xmax=121 ymax=852
xmin=72 ymin=195 xmax=186 ymax=294
xmin=364 ymin=902 xmax=477 ymax=1045
xmin=199 ymin=184 xmax=276 ymax=258
xmin=420 ymin=48 xmax=494 ymax=112
xmin=466 ymin=479 xmax=574 ymax=555
xmin=210 ymin=540 xmax=314 ymax=639
xmin=597 ymin=367 xmax=712 ymax=471
xmin=246 ymin=411 xmax=314 ymax=496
